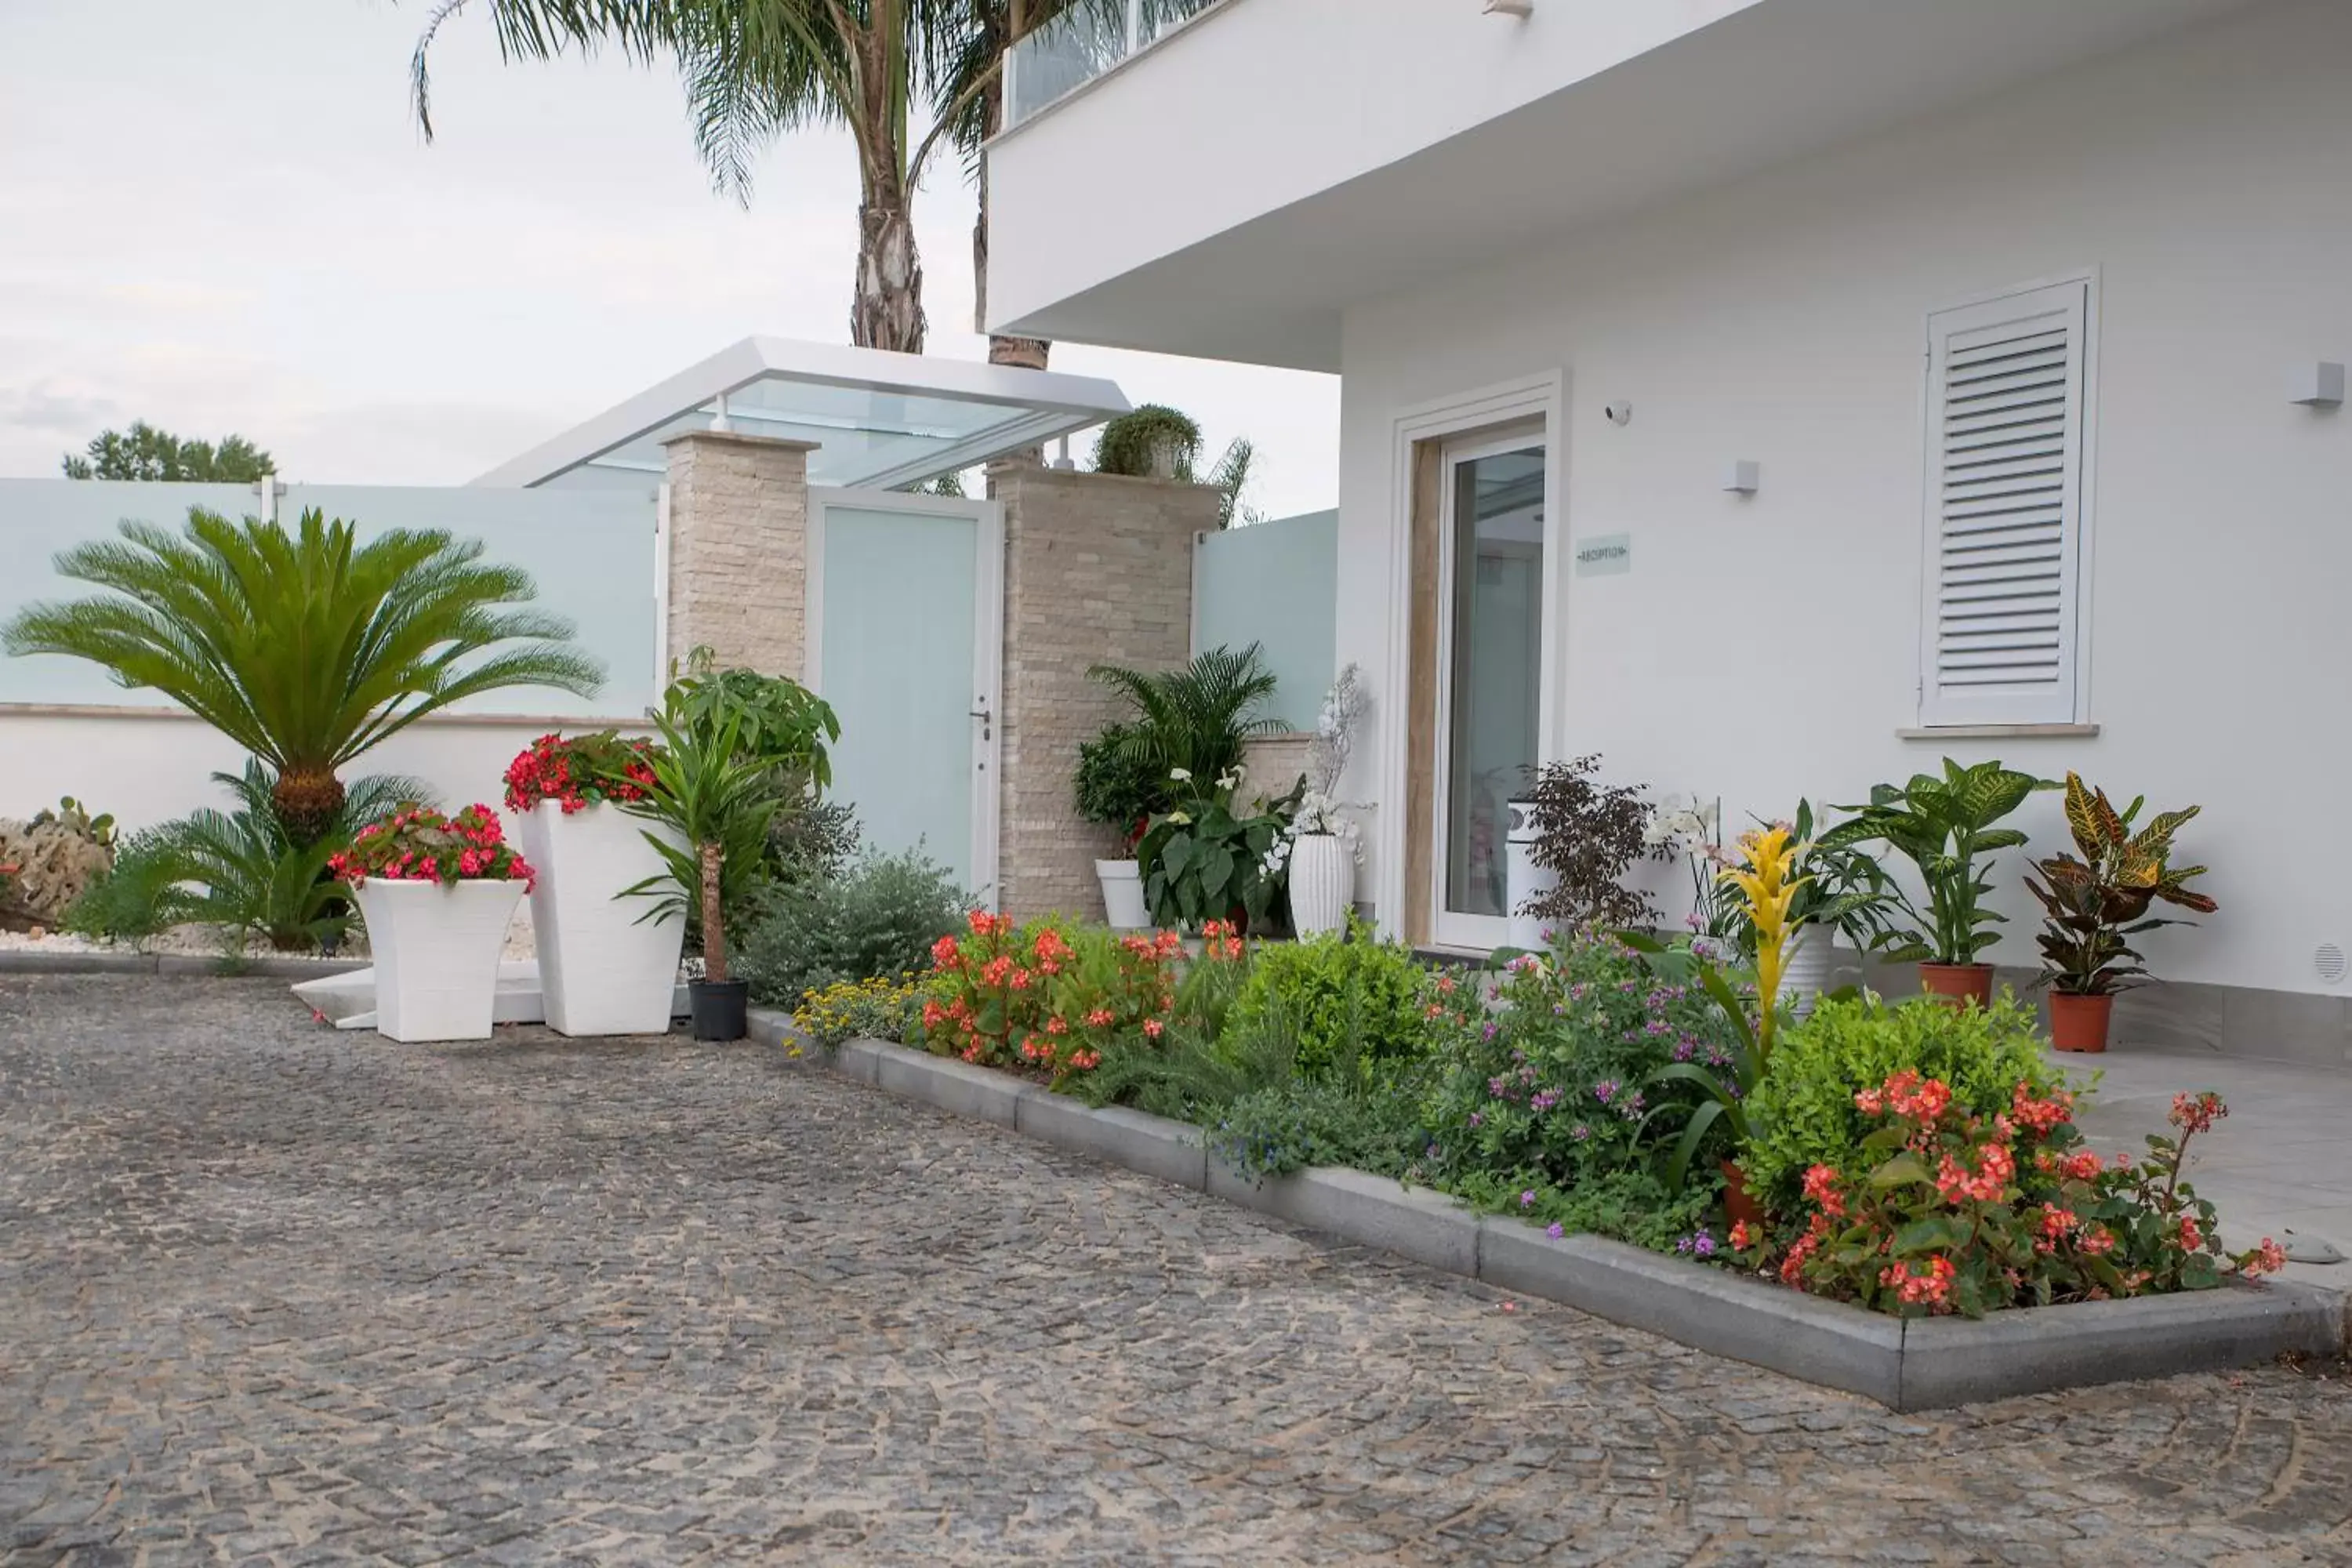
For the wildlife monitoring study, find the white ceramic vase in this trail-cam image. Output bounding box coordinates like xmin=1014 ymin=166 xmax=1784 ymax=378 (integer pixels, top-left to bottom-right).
xmin=354 ymin=877 xmax=525 ymax=1044
xmin=1780 ymin=926 xmax=1842 ymax=1018
xmin=1287 ymin=833 xmax=1355 ymax=937
xmin=1097 ymin=858 xmax=1149 ymax=931
xmin=517 ymin=801 xmax=688 ymax=1037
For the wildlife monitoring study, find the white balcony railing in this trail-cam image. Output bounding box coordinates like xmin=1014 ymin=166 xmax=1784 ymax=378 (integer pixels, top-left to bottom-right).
xmin=1006 ymin=0 xmax=1223 ymax=126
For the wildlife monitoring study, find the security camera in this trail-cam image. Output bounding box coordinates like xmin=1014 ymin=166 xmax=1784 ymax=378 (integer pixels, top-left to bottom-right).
xmin=1603 ymin=401 xmax=1633 ymax=426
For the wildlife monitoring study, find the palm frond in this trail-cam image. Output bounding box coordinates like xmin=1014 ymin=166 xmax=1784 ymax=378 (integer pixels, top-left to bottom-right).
xmin=1087 ymin=643 xmax=1283 ymax=785
xmin=3 ymin=507 xmax=601 ymax=818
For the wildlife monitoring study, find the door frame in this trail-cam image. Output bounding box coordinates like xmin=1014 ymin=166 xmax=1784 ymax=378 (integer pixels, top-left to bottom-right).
xmin=1430 ymin=430 xmax=1549 ymax=951
xmin=804 ymin=485 xmax=1006 ymax=910
xmin=1380 ymin=372 xmax=1566 ymax=951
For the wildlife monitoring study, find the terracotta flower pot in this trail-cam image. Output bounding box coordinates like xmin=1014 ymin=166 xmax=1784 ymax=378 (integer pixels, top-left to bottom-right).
xmin=1918 ymin=963 xmax=1994 ymax=1009
xmin=1721 ymin=1160 xmax=1765 ymax=1232
xmin=2049 ymin=990 xmax=2114 ymax=1053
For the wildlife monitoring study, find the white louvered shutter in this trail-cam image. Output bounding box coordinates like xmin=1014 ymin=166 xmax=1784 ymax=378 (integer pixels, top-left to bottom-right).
xmin=1918 ymin=281 xmax=2089 ymax=727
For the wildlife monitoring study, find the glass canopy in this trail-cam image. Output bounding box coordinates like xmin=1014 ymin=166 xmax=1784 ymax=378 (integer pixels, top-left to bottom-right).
xmin=475 ymin=337 xmax=1132 ymax=493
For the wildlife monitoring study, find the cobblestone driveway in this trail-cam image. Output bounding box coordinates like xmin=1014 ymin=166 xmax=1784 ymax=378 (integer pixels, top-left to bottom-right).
xmin=3 ymin=975 xmax=2350 ymax=1566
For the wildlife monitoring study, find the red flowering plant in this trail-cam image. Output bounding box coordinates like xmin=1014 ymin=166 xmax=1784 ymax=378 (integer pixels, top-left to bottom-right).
xmin=328 ymin=804 xmax=537 ymax=891
xmin=1732 ymin=1073 xmax=2285 ymax=1316
xmin=503 ymin=731 xmax=662 ymax=815
xmin=920 ymin=911 xmax=1061 ymax=1069
xmin=1025 ymin=927 xmax=1192 ymax=1084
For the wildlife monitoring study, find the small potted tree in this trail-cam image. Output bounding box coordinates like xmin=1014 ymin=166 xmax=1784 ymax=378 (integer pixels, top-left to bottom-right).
xmin=332 ymin=804 xmax=536 ymax=1043
xmin=506 ymin=731 xmax=684 ymax=1037
xmin=621 ymin=699 xmax=783 ymax=1042
xmin=2026 ymin=774 xmax=2216 ymax=1052
xmin=1817 ymin=758 xmax=2055 ymax=1007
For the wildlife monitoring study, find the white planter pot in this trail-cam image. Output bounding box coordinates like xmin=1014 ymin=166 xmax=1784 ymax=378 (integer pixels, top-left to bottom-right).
xmin=1287 ymin=833 xmax=1355 ymax=937
xmin=517 ymin=801 xmax=688 ymax=1037
xmin=1504 ymin=799 xmax=1556 ymax=953
xmin=354 ymin=877 xmax=525 ymax=1044
xmin=1096 ymin=858 xmax=1149 ymax=931
xmin=1780 ymin=926 xmax=1842 ymax=1018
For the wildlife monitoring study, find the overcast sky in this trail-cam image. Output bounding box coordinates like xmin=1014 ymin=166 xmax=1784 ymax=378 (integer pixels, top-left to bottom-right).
xmin=0 ymin=0 xmax=1339 ymax=516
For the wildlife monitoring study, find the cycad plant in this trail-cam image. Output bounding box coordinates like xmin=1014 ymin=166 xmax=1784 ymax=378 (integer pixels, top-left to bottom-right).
xmin=1087 ymin=644 xmax=1283 ymax=787
xmin=621 ymin=699 xmax=786 ymax=985
xmin=165 ymin=764 xmax=440 ymax=952
xmin=3 ymin=507 xmax=601 ymax=844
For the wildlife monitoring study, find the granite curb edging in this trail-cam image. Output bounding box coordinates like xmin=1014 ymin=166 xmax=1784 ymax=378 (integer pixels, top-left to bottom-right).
xmin=795 ymin=1025 xmax=2347 ymax=1411
xmin=0 ymin=949 xmax=370 ymax=980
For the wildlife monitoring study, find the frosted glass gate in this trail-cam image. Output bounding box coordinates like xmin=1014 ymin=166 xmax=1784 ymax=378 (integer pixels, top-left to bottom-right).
xmin=804 ymin=490 xmax=1004 ymax=906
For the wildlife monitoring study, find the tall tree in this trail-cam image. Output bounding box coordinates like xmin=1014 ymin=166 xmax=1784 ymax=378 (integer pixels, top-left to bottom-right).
xmin=63 ymin=422 xmax=275 ymax=482
xmin=417 ymin=2 xmax=980 ymax=355
xmin=412 ymin=1 xmax=1090 ymax=365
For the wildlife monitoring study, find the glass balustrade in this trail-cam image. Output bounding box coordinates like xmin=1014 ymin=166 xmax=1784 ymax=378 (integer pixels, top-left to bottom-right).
xmin=1007 ymin=0 xmax=1228 ymax=126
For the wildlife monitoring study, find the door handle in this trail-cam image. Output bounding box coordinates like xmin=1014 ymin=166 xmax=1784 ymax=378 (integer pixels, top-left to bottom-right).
xmin=970 ymin=700 xmax=993 ymax=741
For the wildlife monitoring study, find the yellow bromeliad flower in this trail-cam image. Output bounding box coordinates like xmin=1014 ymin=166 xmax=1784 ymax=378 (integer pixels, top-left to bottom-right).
xmin=1718 ymin=826 xmax=1811 ymax=1062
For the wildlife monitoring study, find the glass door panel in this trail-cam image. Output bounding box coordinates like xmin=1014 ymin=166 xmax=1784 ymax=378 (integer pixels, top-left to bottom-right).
xmin=1436 ymin=441 xmax=1545 ymax=948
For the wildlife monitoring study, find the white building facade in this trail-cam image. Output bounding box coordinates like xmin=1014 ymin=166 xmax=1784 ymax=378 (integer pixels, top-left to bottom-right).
xmin=989 ymin=0 xmax=2352 ymax=1051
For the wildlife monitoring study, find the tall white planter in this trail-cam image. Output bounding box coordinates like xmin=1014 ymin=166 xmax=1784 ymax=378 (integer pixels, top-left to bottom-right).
xmin=517 ymin=801 xmax=688 ymax=1037
xmin=1780 ymin=926 xmax=1842 ymax=1018
xmin=1504 ymin=800 xmax=1556 ymax=953
xmin=1287 ymin=833 xmax=1355 ymax=937
xmin=1097 ymin=858 xmax=1149 ymax=931
xmin=354 ymin=877 xmax=524 ymax=1044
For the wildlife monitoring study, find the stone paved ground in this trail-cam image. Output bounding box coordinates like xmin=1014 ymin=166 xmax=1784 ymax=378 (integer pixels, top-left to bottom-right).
xmin=4 ymin=976 xmax=2351 ymax=1566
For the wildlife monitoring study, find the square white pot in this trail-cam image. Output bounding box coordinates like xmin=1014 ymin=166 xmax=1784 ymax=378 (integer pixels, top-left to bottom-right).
xmin=516 ymin=800 xmax=688 ymax=1037
xmin=1096 ymin=858 xmax=1149 ymax=931
xmin=354 ymin=877 xmax=525 ymax=1043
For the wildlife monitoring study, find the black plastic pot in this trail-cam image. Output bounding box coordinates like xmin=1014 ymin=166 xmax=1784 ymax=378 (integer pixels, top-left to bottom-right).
xmin=690 ymin=978 xmax=750 ymax=1042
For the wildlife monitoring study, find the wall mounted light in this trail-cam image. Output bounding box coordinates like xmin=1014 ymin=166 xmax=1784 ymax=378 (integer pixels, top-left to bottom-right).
xmin=2290 ymin=361 xmax=2345 ymax=408
xmin=1723 ymin=460 xmax=1761 ymax=495
xmin=1485 ymin=0 xmax=1534 ymax=16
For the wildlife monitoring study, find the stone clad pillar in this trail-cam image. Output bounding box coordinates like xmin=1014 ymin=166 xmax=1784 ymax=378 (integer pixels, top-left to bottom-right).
xmin=660 ymin=430 xmax=818 ymax=679
xmin=990 ymin=463 xmax=1221 ymax=920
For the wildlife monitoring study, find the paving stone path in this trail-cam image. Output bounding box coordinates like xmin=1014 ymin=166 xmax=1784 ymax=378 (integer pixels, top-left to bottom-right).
xmin=4 ymin=975 xmax=2351 ymax=1566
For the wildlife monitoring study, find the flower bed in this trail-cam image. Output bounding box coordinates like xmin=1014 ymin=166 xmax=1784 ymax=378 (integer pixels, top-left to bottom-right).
xmin=791 ymin=914 xmax=2296 ymax=1330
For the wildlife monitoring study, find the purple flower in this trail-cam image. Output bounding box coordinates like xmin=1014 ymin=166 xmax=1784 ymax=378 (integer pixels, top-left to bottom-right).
xmin=1569 ymin=983 xmax=1590 ymax=1002
xmin=1519 ymin=1189 xmax=1537 ymax=1209
xmin=1426 ymin=1143 xmax=1441 ymax=1159
xmin=1644 ymin=1019 xmax=1671 ymax=1037
xmin=1593 ymin=1080 xmax=1619 ymax=1105
xmin=1671 ymin=1038 xmax=1697 ymax=1063
xmin=1628 ymin=1091 xmax=1646 ymax=1112
xmin=1468 ymin=1112 xmax=1483 ymax=1128
xmin=1675 ymin=1230 xmax=1719 ymax=1258
xmin=1547 ymin=1221 xmax=1565 ymax=1240
xmin=1570 ymin=1123 xmax=1592 ymax=1142
xmin=1530 ymin=1088 xmax=1560 ymax=1112
xmin=1481 ymin=1020 xmax=1500 ymax=1041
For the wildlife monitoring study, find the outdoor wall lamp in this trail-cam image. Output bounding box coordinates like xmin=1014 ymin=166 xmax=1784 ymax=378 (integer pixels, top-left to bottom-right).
xmin=1486 ymin=0 xmax=1534 ymax=17
xmin=1723 ymin=460 xmax=1762 ymax=495
xmin=2290 ymin=361 xmax=2345 ymax=408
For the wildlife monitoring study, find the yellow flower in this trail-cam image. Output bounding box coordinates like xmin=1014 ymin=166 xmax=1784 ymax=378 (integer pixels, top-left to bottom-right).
xmin=1717 ymin=826 xmax=1811 ymax=1061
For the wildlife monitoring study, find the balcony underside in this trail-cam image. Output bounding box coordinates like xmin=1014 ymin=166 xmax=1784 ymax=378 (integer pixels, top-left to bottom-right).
xmin=988 ymin=0 xmax=2263 ymax=372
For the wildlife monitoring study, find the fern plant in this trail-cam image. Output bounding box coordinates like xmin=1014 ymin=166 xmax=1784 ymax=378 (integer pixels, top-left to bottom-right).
xmin=1087 ymin=644 xmax=1283 ymax=787
xmin=3 ymin=507 xmax=601 ymax=844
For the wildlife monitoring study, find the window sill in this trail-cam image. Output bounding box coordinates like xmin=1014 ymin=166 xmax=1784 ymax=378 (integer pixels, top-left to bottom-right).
xmin=1896 ymin=723 xmax=2100 ymax=740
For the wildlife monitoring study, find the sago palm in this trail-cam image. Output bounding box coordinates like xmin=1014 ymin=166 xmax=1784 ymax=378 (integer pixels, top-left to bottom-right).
xmin=3 ymin=506 xmax=602 ymax=843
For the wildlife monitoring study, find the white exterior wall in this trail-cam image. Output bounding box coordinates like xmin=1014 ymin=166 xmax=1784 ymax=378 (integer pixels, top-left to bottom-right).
xmin=1338 ymin=1 xmax=2352 ymax=996
xmin=0 ymin=713 xmax=650 ymax=836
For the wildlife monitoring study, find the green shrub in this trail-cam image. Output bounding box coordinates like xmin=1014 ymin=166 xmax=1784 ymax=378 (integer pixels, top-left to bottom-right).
xmin=1227 ymin=921 xmax=1432 ymax=1083
xmin=768 ymin=799 xmax=861 ymax=889
xmin=1448 ymin=1169 xmax=1716 ymax=1254
xmin=1209 ymin=1077 xmax=1424 ymax=1181
xmin=1417 ymin=930 xmax=1742 ymax=1201
xmin=1744 ymin=993 xmax=2063 ymax=1209
xmin=61 ymin=829 xmax=187 ymax=948
xmin=737 ymin=848 xmax=967 ymax=1007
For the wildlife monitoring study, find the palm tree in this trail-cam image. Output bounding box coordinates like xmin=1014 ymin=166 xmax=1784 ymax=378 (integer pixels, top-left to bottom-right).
xmin=1087 ymin=644 xmax=1284 ymax=788
xmin=2 ymin=507 xmax=603 ymax=844
xmin=412 ymin=1 xmax=1100 ymax=364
